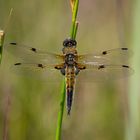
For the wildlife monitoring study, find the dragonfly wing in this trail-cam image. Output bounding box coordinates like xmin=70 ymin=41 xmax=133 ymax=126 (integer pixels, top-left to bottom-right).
xmin=11 ymin=62 xmax=64 ymax=81
xmin=6 ymin=43 xmax=64 ymax=64
xmin=77 ymin=63 xmax=133 ymax=82
xmin=78 ymin=48 xmax=132 ymax=65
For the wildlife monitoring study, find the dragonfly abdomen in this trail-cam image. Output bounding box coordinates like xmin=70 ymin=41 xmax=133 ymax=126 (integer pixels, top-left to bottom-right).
xmin=65 ymin=66 xmax=75 ymax=115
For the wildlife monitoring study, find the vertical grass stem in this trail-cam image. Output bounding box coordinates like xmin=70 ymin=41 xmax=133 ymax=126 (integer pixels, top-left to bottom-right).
xmin=55 ymin=0 xmax=79 ymax=140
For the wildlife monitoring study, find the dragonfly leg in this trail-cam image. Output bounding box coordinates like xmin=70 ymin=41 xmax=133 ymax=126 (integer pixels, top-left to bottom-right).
xmin=75 ymin=68 xmax=80 ymax=75
xmin=54 ymin=64 xmax=65 ymax=75
xmin=60 ymin=68 xmax=65 ymax=75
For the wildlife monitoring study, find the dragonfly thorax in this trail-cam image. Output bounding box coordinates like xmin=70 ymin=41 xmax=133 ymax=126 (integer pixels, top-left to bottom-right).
xmin=65 ymin=53 xmax=75 ymax=65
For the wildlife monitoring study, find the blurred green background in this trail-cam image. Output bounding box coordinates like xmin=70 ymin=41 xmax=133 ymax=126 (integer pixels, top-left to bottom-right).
xmin=0 ymin=0 xmax=140 ymax=140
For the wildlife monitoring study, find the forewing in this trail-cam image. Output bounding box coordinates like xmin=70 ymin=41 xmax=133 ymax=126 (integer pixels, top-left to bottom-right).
xmin=5 ymin=42 xmax=64 ymax=64
xmin=78 ymin=48 xmax=132 ymax=65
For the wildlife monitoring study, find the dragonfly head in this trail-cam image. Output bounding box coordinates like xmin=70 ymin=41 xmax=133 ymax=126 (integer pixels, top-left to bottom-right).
xmin=62 ymin=38 xmax=77 ymax=54
xmin=63 ymin=38 xmax=77 ymax=48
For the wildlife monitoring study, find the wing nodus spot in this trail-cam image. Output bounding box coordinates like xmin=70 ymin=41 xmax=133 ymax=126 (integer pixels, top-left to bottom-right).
xmin=98 ymin=65 xmax=105 ymax=69
xmin=38 ymin=64 xmax=44 ymax=68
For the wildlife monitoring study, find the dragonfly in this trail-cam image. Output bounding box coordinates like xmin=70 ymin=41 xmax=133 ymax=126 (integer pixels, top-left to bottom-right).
xmin=6 ymin=38 xmax=132 ymax=115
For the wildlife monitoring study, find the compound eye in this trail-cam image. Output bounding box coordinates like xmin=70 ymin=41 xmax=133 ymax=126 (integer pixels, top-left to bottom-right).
xmin=72 ymin=40 xmax=77 ymax=46
xmin=63 ymin=39 xmax=69 ymax=47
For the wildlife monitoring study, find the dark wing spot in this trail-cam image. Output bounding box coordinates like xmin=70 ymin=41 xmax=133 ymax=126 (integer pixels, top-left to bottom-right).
xmin=10 ymin=42 xmax=17 ymax=45
xmin=122 ymin=65 xmax=129 ymax=68
xmin=31 ymin=47 xmax=37 ymax=52
xmin=98 ymin=65 xmax=105 ymax=69
xmin=102 ymin=51 xmax=107 ymax=55
xmin=38 ymin=64 xmax=44 ymax=68
xmin=14 ymin=63 xmax=21 ymax=65
xmin=121 ymin=48 xmax=128 ymax=50
xmin=55 ymin=66 xmax=61 ymax=69
xmin=55 ymin=66 xmax=58 ymax=69
xmin=82 ymin=66 xmax=86 ymax=69
xmin=79 ymin=66 xmax=86 ymax=70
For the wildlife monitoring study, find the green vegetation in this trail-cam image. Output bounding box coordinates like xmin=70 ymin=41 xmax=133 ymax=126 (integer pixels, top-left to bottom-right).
xmin=126 ymin=1 xmax=140 ymax=140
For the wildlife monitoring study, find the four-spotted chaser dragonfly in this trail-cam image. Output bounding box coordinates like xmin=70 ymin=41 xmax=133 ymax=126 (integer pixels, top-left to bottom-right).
xmin=7 ymin=38 xmax=132 ymax=115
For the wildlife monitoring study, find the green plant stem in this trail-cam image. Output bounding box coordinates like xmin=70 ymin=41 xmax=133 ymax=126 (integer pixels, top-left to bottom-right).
xmin=55 ymin=0 xmax=79 ymax=140
xmin=70 ymin=0 xmax=79 ymax=39
xmin=126 ymin=1 xmax=140 ymax=140
xmin=73 ymin=22 xmax=79 ymax=39
xmin=55 ymin=80 xmax=66 ymax=140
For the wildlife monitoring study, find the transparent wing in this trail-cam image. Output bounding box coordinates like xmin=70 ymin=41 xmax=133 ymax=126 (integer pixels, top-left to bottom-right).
xmin=78 ymin=48 xmax=132 ymax=65
xmin=76 ymin=63 xmax=133 ymax=82
xmin=10 ymin=62 xmax=64 ymax=81
xmin=5 ymin=42 xmax=64 ymax=64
